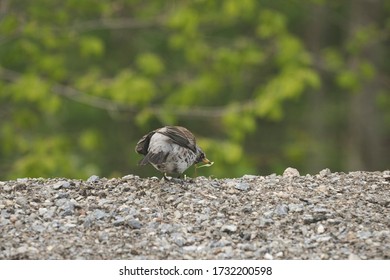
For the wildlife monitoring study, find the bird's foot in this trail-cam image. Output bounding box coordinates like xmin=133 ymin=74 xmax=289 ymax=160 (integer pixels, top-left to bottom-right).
xmin=163 ymin=173 xmax=193 ymax=184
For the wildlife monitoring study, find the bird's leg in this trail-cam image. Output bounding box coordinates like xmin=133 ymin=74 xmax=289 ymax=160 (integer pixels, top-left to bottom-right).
xmin=163 ymin=173 xmax=170 ymax=181
xmin=182 ymin=174 xmax=194 ymax=183
xmin=163 ymin=173 xmax=182 ymax=182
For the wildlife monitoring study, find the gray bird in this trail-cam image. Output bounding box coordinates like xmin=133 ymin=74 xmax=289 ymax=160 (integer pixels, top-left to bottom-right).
xmin=135 ymin=126 xmax=211 ymax=179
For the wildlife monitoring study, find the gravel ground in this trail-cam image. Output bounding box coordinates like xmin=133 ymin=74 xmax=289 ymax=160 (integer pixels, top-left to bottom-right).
xmin=1 ymin=168 xmax=389 ymax=260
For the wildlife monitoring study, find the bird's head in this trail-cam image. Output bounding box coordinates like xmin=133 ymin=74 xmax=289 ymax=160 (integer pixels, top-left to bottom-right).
xmin=195 ymin=146 xmax=212 ymax=165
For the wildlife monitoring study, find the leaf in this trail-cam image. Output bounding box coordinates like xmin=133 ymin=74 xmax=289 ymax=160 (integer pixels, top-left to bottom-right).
xmin=136 ymin=53 xmax=165 ymax=76
xmin=79 ymin=36 xmax=104 ymax=57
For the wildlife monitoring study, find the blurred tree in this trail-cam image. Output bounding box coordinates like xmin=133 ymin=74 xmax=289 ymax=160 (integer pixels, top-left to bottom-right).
xmin=0 ymin=0 xmax=389 ymax=180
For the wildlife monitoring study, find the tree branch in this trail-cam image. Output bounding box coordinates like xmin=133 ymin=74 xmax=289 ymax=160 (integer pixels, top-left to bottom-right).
xmin=0 ymin=67 xmax=251 ymax=119
xmin=67 ymin=16 xmax=167 ymax=32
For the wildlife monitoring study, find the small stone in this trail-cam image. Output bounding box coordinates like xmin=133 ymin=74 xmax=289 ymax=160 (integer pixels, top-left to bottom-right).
xmin=383 ymin=171 xmax=390 ymax=181
xmin=316 ymin=184 xmax=328 ymax=193
xmin=160 ymin=223 xmax=174 ymax=233
xmin=38 ymin=208 xmax=48 ymax=216
xmin=303 ymin=214 xmax=315 ymax=224
xmin=83 ymin=217 xmax=93 ymax=228
xmin=275 ymin=204 xmax=289 ymax=216
xmin=62 ymin=181 xmax=71 ymax=188
xmin=98 ymin=231 xmax=109 ymax=242
xmin=55 ymin=193 xmax=69 ymax=199
xmin=9 ymin=215 xmax=17 ymax=223
xmin=283 ymin=167 xmax=300 ymax=177
xmin=172 ymin=234 xmax=185 ymax=246
xmin=16 ymin=246 xmax=28 ymax=254
xmin=87 ymin=175 xmax=100 ymax=183
xmin=61 ymin=209 xmax=74 ymax=217
xmin=43 ymin=208 xmax=55 ymax=219
xmin=64 ymin=223 xmax=77 ymax=228
xmin=221 ymin=224 xmax=238 ymax=233
xmin=330 ymin=176 xmax=340 ymax=183
xmin=113 ymin=217 xmax=125 ymax=226
xmin=317 ymin=235 xmax=332 ymax=242
xmin=182 ymin=246 xmax=198 ymax=253
xmin=174 ymin=210 xmax=182 ymax=219
xmin=52 ymin=180 xmax=70 ymax=189
xmin=259 ymin=218 xmax=273 ymax=227
xmin=15 ymin=197 xmax=28 ymax=206
xmin=241 ymin=205 xmax=252 ymax=214
xmin=264 ymin=253 xmax=273 ymax=260
xmin=225 ymin=181 xmax=236 ymax=188
xmin=319 ymin=168 xmax=331 ymax=177
xmin=307 ymin=183 xmax=318 ymax=188
xmin=128 ymin=219 xmax=142 ymax=229
xmin=92 ymin=209 xmax=107 ymax=220
xmin=263 ymin=211 xmax=274 ymax=218
xmin=122 ymin=174 xmax=134 ymax=180
xmin=317 ymin=224 xmax=325 ymax=234
xmin=235 ymin=182 xmax=250 ymax=191
xmin=288 ymin=204 xmax=304 ymax=213
xmin=276 ymin=252 xmax=284 ymax=257
xmin=16 ymin=178 xmax=28 ymax=183
xmin=275 ymin=191 xmax=289 ymax=198
xmin=242 ymin=175 xmax=257 ymax=180
xmin=313 ymin=207 xmax=329 ymax=214
xmin=357 ymin=231 xmax=372 ymax=239
xmin=3 ymin=185 xmax=12 ymax=192
xmin=59 ymin=200 xmax=75 ymax=217
xmin=32 ymin=222 xmax=45 ymax=232
xmin=348 ymin=253 xmax=361 ymax=260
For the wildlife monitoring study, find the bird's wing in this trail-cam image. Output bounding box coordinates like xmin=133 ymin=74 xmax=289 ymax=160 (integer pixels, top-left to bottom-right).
xmin=135 ymin=130 xmax=155 ymax=155
xmin=158 ymin=126 xmax=197 ymax=153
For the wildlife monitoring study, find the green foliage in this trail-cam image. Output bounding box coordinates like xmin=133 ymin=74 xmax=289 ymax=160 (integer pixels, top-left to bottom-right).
xmin=0 ymin=0 xmax=389 ymax=180
xmin=136 ymin=53 xmax=165 ymax=76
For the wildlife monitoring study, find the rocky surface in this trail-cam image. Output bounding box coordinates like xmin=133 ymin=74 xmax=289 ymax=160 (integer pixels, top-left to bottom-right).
xmin=1 ymin=169 xmax=389 ymax=260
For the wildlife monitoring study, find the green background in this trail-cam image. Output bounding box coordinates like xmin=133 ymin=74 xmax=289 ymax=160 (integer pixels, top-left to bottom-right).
xmin=1 ymin=0 xmax=389 ymax=180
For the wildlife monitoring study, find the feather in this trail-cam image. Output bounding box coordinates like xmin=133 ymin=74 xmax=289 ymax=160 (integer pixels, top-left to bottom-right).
xmin=157 ymin=126 xmax=197 ymax=153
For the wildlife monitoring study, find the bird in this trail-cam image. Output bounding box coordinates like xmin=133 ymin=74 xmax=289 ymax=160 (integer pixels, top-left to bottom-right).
xmin=135 ymin=126 xmax=212 ymax=179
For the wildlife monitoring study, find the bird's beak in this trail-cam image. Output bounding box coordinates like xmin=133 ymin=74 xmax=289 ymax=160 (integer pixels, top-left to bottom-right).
xmin=202 ymin=158 xmax=211 ymax=164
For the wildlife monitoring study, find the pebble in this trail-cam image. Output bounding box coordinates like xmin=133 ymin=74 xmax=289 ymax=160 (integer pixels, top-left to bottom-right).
xmin=92 ymin=209 xmax=107 ymax=220
xmin=275 ymin=204 xmax=289 ymax=216
xmin=87 ymin=175 xmax=100 ymax=183
xmin=235 ymin=183 xmax=250 ymax=191
xmin=348 ymin=253 xmax=361 ymax=260
xmin=357 ymin=231 xmax=372 ymax=239
xmin=52 ymin=181 xmax=70 ymax=190
xmin=283 ymin=167 xmax=300 ymax=177
xmin=303 ymin=214 xmax=315 ymax=224
xmin=172 ymin=234 xmax=186 ymax=246
xmin=38 ymin=208 xmax=48 ymax=216
xmin=221 ymin=224 xmax=238 ymax=233
xmin=3 ymin=185 xmax=12 ymax=192
xmin=319 ymin=168 xmax=331 ymax=177
xmin=264 ymin=253 xmax=273 ymax=260
xmin=0 ymin=172 xmax=388 ymax=260
xmin=113 ymin=217 xmax=125 ymax=226
xmin=128 ymin=219 xmax=142 ymax=229
xmin=317 ymin=224 xmax=325 ymax=234
xmin=15 ymin=197 xmax=28 ymax=207
xmin=174 ymin=210 xmax=182 ymax=219
xmin=242 ymin=175 xmax=258 ymax=180
xmin=276 ymin=252 xmax=284 ymax=257
xmin=288 ymin=203 xmax=304 ymax=213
